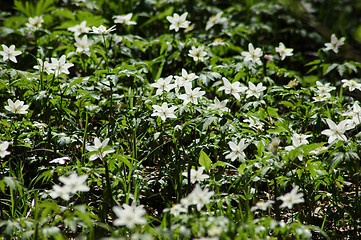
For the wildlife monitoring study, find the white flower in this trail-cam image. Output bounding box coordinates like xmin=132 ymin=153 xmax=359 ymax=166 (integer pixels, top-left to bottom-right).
xmin=209 ymin=38 xmax=228 ymax=47
xmin=75 ymin=35 xmax=93 ymax=55
xmin=286 ymin=133 xmax=312 ymax=149
xmin=5 ymin=99 xmax=29 ymax=114
xmin=50 ymin=156 xmax=70 ymax=165
xmin=166 ymin=12 xmax=190 ymax=32
xmin=0 ymin=141 xmax=10 ymax=158
xmin=295 ymin=226 xmax=312 ymax=239
xmin=59 ymin=173 xmax=90 ymax=194
xmin=312 ymin=81 xmax=335 ymax=101
xmin=113 ymin=13 xmax=137 ymax=25
xmin=169 ymin=203 xmax=187 ymax=216
xmin=251 ymin=200 xmax=274 ymax=211
xmin=241 ymin=43 xmax=263 ymax=65
xmin=342 ymin=102 xmax=361 ymax=125
xmin=321 ymin=118 xmax=353 ymax=144
xmin=206 ymin=12 xmax=227 ymax=31
xmin=113 ymin=202 xmax=147 ymax=228
xmin=33 ymin=58 xmax=54 ymax=75
xmin=68 ymin=21 xmax=91 ymax=37
xmin=86 ymin=137 xmax=115 ymax=161
xmin=324 ymin=34 xmax=345 ymax=54
xmin=179 ymin=68 xmax=198 ymax=82
xmin=50 ymin=55 xmax=74 ymax=76
xmin=341 ymin=79 xmax=361 ymax=92
xmin=49 ymin=184 xmax=71 ymax=201
xmin=208 ymin=97 xmax=229 ymax=115
xmin=218 ymin=77 xmax=247 ymax=100
xmin=285 ymin=133 xmax=312 ymax=160
xmin=151 ymin=102 xmax=178 ymax=121
xmin=150 ymin=76 xmax=174 ymax=95
xmin=91 ymin=25 xmax=116 ymax=34
xmin=188 ymin=46 xmax=207 ymax=62
xmin=278 ymin=185 xmax=304 ymax=209
xmin=26 ymin=16 xmax=44 ymax=30
xmin=182 ymin=166 xmax=209 ymax=184
xmin=0 ymin=44 xmax=22 ymax=63
xmin=178 ymin=85 xmax=205 ymax=105
xmin=244 ymin=117 xmax=263 ymax=131
xmin=275 ymin=42 xmax=293 ymax=60
xmin=225 ymin=139 xmax=248 ymax=162
xmin=245 ymin=82 xmax=267 ymax=99
xmin=182 ymin=184 xmax=214 ymax=211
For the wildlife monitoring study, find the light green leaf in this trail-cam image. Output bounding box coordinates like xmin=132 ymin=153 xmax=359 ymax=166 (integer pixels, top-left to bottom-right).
xmin=199 ymin=151 xmax=211 ymax=172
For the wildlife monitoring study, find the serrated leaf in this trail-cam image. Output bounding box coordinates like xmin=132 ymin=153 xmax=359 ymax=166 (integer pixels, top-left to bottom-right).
xmin=324 ymin=63 xmax=338 ymax=75
xmin=337 ymin=64 xmax=346 ymax=76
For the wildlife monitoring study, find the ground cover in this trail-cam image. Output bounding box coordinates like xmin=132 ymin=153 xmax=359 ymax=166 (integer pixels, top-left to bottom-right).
xmin=1 ymin=0 xmax=361 ymax=239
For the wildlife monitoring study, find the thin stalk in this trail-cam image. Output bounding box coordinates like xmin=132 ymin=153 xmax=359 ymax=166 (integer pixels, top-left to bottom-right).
xmin=81 ymin=112 xmax=89 ymax=164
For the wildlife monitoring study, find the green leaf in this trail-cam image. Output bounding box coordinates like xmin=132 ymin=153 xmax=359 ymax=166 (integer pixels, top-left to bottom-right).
xmin=199 ymin=151 xmax=211 ymax=172
xmin=257 ymin=140 xmax=265 ymax=157
xmin=237 ymin=163 xmax=247 ymax=174
xmin=212 ymin=161 xmax=227 ymax=168
xmin=278 ymin=100 xmax=294 ymax=108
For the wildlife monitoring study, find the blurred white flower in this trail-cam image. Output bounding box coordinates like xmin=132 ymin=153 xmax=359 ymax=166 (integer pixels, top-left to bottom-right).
xmin=218 ymin=77 xmax=247 ymax=101
xmin=50 ymin=156 xmax=70 ymax=165
xmin=209 ymin=38 xmax=228 ymax=47
xmin=178 ymin=68 xmax=198 ymax=82
xmin=91 ymin=25 xmax=116 ymax=34
xmin=206 ymin=12 xmax=227 ymax=31
xmin=178 ymin=85 xmax=205 ymax=105
xmin=150 ymin=75 xmax=174 ymax=95
xmin=50 ymin=55 xmax=74 ymax=76
xmin=49 ymin=184 xmax=71 ymax=201
xmin=188 ymin=46 xmax=207 ymax=62
xmin=251 ymin=200 xmax=274 ymax=211
xmin=295 ymin=226 xmax=312 ymax=239
xmin=50 ymin=173 xmax=89 ymax=200
xmin=86 ymin=137 xmax=115 ymax=161
xmin=68 ymin=21 xmax=91 ymax=37
xmin=113 ymin=13 xmax=137 ymax=25
xmin=324 ymin=34 xmax=345 ymax=54
xmin=5 ymin=99 xmax=29 ymax=114
xmin=321 ymin=118 xmax=353 ymax=144
xmin=26 ymin=16 xmax=44 ymax=30
xmin=182 ymin=166 xmax=209 ymax=184
xmin=34 ymin=58 xmax=54 ymax=75
xmin=208 ymin=97 xmax=229 ymax=115
xmin=151 ymin=102 xmax=177 ymax=121
xmin=0 ymin=141 xmax=10 ymax=158
xmin=278 ymin=185 xmax=304 ymax=209
xmin=245 ymin=82 xmax=267 ymax=99
xmin=342 ymin=102 xmax=361 ymax=125
xmin=169 ymin=203 xmax=187 ymax=216
xmin=181 ymin=184 xmax=214 ymax=211
xmin=275 ymin=42 xmax=293 ymax=60
xmin=0 ymin=44 xmax=22 ymax=63
xmin=244 ymin=117 xmax=263 ymax=131
xmin=225 ymin=139 xmax=248 ymax=162
xmin=312 ymin=81 xmax=335 ymax=101
xmin=166 ymin=12 xmax=190 ymax=32
xmin=59 ymin=173 xmax=90 ymax=194
xmin=75 ymin=35 xmax=93 ymax=55
xmin=341 ymin=79 xmax=361 ymax=92
xmin=241 ymin=43 xmax=263 ymax=65
xmin=113 ymin=202 xmax=147 ymax=228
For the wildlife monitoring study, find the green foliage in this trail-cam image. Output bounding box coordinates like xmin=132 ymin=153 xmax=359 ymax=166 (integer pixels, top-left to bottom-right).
xmin=0 ymin=0 xmax=361 ymax=239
